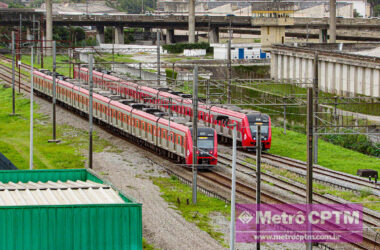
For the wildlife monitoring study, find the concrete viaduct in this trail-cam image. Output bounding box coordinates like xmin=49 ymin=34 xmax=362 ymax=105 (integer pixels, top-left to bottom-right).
xmin=2 ymin=9 xmax=380 ymax=44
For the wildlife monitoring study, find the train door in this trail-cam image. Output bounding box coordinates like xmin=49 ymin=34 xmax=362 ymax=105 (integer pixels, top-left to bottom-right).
xmin=168 ymin=132 xmax=174 ymax=151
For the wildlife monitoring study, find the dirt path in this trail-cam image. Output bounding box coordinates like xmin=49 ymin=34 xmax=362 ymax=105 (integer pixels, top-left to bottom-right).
xmin=34 ymin=96 xmax=224 ymax=250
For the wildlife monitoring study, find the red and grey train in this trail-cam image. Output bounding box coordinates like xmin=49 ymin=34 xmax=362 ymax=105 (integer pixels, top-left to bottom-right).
xmin=74 ymin=67 xmax=272 ymax=150
xmin=33 ymin=70 xmax=218 ymax=167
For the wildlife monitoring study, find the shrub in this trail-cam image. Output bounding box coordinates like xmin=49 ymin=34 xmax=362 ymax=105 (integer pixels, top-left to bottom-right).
xmin=162 ymin=42 xmax=213 ymax=54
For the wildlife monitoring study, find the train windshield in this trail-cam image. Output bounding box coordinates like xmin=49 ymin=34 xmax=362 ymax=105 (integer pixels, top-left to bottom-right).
xmin=198 ymin=137 xmax=214 ymax=149
xmin=249 ymin=124 xmax=269 ymax=136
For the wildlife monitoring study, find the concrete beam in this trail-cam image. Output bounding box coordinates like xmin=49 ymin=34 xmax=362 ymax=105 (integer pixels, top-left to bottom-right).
xmin=166 ymin=29 xmax=174 ymax=44
xmin=45 ymin=0 xmax=53 ymax=56
xmin=114 ymin=26 xmax=124 ymax=44
xmin=208 ymin=27 xmax=219 ymax=43
xmin=96 ymin=25 xmax=105 ymax=44
xmin=319 ymin=29 xmax=328 ymax=43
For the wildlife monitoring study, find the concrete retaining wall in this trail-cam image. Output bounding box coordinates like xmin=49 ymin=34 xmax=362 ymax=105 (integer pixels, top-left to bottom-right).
xmin=270 ymin=48 xmax=380 ymax=97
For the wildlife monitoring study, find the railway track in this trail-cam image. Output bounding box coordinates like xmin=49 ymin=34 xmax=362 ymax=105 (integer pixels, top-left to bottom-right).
xmin=0 ymin=55 xmax=379 ymax=249
xmin=217 ymin=153 xmax=380 ymax=228
xmin=244 ymin=151 xmax=380 ymax=192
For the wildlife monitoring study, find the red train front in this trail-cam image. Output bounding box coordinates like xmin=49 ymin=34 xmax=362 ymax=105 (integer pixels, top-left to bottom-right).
xmin=242 ymin=113 xmax=272 ymax=151
xmin=186 ymin=127 xmax=218 ymax=168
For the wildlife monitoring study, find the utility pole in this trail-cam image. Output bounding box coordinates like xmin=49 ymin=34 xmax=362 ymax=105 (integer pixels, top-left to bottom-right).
xmin=11 ymin=31 xmax=16 ymax=115
xmin=329 ymin=0 xmax=336 ymax=43
xmin=48 ymin=41 xmax=60 ymax=143
xmin=229 ymin=124 xmax=237 ymax=250
xmin=188 ymin=0 xmax=195 ymax=43
xmin=192 ymin=65 xmax=199 ymax=204
xmin=157 ymin=30 xmax=160 ymax=86
xmin=256 ymin=124 xmax=261 ymax=250
xmin=30 ymin=47 xmax=34 ymax=170
xmin=227 ymin=19 xmax=232 ymax=104
xmin=88 ymin=54 xmax=94 ymax=169
xmin=313 ymin=53 xmax=319 ymax=164
xmin=306 ymin=87 xmax=313 ymax=250
xmin=19 ymin=14 xmax=22 ymax=61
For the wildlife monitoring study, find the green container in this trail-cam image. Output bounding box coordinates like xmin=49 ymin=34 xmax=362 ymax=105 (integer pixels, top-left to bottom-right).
xmin=0 ymin=169 xmax=142 ymax=250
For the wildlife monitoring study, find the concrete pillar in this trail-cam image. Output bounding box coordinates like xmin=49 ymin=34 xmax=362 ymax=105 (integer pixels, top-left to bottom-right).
xmin=270 ymin=53 xmax=277 ymax=79
xmin=319 ymin=29 xmax=328 ymax=43
xmin=329 ymin=0 xmax=336 ymax=43
xmin=114 ymin=26 xmax=124 ymax=44
xmin=188 ymin=0 xmax=195 ymax=43
xmin=96 ymin=26 xmax=105 ymax=44
xmin=208 ymin=27 xmax=219 ymax=43
xmin=261 ymin=26 xmax=285 ymax=48
xmin=26 ymin=26 xmax=32 ymax=41
xmin=166 ymin=29 xmax=175 ymax=44
xmin=45 ymin=0 xmax=53 ymax=56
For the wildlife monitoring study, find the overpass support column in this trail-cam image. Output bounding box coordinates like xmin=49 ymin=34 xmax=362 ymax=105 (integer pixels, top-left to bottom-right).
xmin=166 ymin=29 xmax=175 ymax=44
xmin=260 ymin=26 xmax=285 ymax=48
xmin=329 ymin=0 xmax=337 ymax=43
xmin=319 ymin=29 xmax=328 ymax=43
xmin=114 ymin=26 xmax=124 ymax=44
xmin=208 ymin=27 xmax=219 ymax=43
xmin=45 ymin=0 xmax=53 ymax=56
xmin=96 ymin=26 xmax=105 ymax=45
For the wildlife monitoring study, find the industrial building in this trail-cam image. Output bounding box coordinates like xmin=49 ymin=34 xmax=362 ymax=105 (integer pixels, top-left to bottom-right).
xmin=0 ymin=169 xmax=142 ymax=250
xmin=211 ymin=43 xmax=270 ymax=60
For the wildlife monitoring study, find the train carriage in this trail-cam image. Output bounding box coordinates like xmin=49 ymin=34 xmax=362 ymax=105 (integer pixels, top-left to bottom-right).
xmin=74 ymin=67 xmax=272 ymax=150
xmin=35 ymin=69 xmax=218 ymax=167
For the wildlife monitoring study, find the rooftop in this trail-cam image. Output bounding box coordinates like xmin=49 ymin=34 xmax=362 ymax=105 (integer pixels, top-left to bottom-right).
xmin=0 ymin=180 xmax=124 ymax=206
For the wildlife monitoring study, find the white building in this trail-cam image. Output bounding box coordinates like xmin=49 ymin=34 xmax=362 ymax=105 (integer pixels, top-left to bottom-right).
xmin=211 ymin=43 xmax=270 ymax=60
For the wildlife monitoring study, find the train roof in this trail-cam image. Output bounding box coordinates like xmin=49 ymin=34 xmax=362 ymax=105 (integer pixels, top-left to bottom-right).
xmin=76 ymin=68 xmax=252 ymax=122
xmin=36 ymin=70 xmax=190 ymax=134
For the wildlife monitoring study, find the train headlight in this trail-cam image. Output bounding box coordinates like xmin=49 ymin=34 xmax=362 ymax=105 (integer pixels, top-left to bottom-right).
xmin=187 ymin=150 xmax=190 ymax=156
xmin=209 ymin=151 xmax=213 ymax=154
xmin=244 ymin=134 xmax=247 ymax=140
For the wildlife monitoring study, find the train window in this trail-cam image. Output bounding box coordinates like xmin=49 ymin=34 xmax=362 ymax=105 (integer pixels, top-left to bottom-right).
xmin=177 ymin=136 xmax=180 ymax=145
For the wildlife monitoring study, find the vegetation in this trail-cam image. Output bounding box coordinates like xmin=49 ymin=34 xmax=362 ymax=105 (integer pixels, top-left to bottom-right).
xmin=163 ymin=43 xmax=213 ymax=54
xmin=108 ymin=0 xmax=154 ymax=14
xmin=246 ymin=157 xmax=380 ymax=213
xmin=152 ymin=176 xmax=229 ymax=247
xmin=270 ymin=127 xmax=380 ymax=174
xmin=0 ymin=86 xmax=113 ymax=169
xmin=15 ymin=54 xmax=73 ymax=77
xmin=233 ymin=65 xmax=270 ymax=78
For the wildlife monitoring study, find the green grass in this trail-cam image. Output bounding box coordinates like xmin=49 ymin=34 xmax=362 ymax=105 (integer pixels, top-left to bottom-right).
xmin=5 ymin=54 xmax=73 ymax=77
xmin=270 ymin=127 xmax=380 ymax=174
xmin=245 ymin=157 xmax=380 ymax=213
xmin=0 ymin=85 xmax=113 ymax=169
xmin=101 ymin=54 xmax=139 ymax=63
xmin=143 ymin=238 xmax=158 ymax=250
xmin=152 ymin=176 xmax=229 ymax=247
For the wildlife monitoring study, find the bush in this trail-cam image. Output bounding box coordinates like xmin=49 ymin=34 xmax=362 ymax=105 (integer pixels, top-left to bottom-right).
xmin=162 ymin=42 xmax=213 ymax=54
xmin=323 ymin=134 xmax=380 ymax=157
